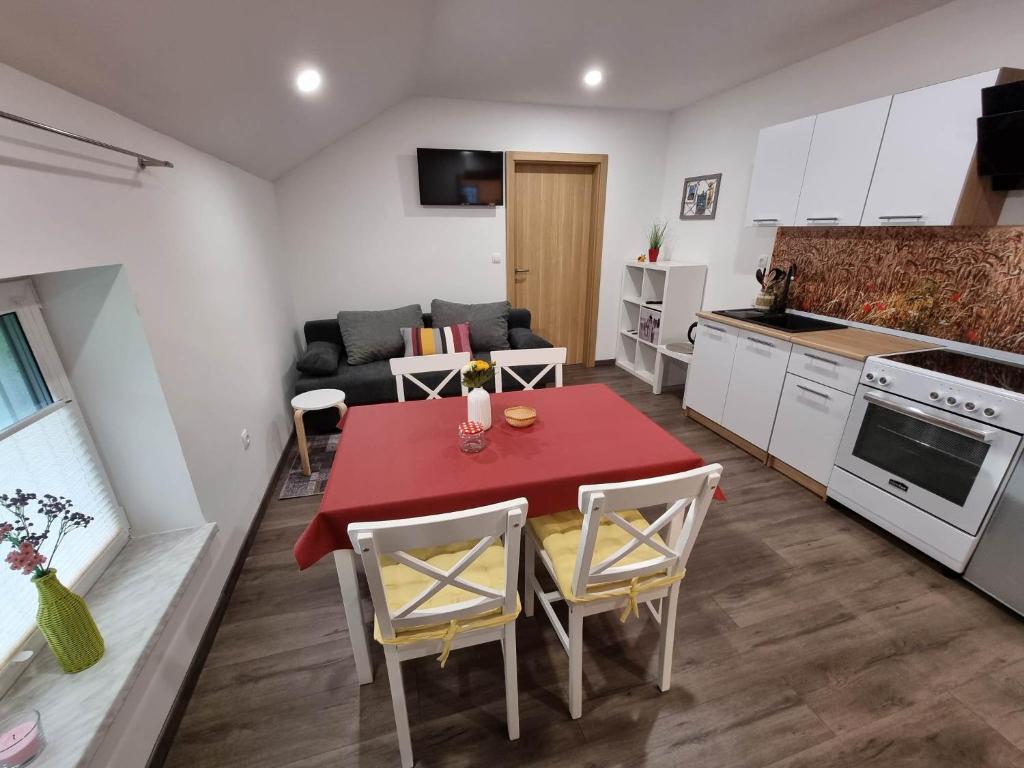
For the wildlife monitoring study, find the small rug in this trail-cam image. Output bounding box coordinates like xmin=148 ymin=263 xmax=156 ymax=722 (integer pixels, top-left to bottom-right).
xmin=279 ymin=433 xmax=341 ymax=499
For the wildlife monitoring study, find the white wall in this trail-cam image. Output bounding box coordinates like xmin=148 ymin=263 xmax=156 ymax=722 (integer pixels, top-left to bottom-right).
xmin=657 ymin=0 xmax=1024 ymax=312
xmin=276 ymin=97 xmax=670 ymax=359
xmin=34 ymin=265 xmax=205 ymax=537
xmin=0 ymin=62 xmax=296 ymax=764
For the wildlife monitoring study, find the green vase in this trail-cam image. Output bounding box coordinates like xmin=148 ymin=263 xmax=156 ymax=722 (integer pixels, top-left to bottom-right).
xmin=32 ymin=569 xmax=104 ymax=673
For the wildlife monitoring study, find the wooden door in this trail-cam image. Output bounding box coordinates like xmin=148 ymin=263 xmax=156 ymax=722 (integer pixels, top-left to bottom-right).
xmin=506 ymin=152 xmax=607 ymax=366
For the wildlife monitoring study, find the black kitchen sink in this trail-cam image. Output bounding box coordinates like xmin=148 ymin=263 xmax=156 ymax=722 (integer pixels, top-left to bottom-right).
xmin=712 ymin=309 xmax=845 ymax=333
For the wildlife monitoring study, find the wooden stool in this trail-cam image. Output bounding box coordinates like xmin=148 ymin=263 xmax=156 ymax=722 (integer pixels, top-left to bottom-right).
xmin=290 ymin=389 xmax=347 ymax=476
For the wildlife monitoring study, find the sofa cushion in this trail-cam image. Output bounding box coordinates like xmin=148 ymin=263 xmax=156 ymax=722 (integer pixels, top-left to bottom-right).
xmin=401 ymin=322 xmax=471 ymax=356
xmin=337 ymin=304 xmax=423 ymax=365
xmin=431 ymin=299 xmax=511 ymax=352
xmin=296 ymin=341 xmax=341 ymax=375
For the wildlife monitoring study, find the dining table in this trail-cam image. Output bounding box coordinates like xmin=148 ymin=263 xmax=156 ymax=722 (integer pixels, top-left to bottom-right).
xmin=293 ymin=382 xmax=722 ymax=684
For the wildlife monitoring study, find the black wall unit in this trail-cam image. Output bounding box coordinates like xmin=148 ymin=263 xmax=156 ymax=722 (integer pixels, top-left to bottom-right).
xmin=978 ymin=80 xmax=1024 ymax=191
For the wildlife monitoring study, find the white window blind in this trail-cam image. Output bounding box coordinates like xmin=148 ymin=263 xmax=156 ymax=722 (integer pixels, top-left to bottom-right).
xmin=0 ymin=306 xmax=125 ymax=669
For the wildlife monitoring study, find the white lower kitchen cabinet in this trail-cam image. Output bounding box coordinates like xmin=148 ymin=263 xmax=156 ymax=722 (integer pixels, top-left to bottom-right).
xmin=721 ymin=331 xmax=792 ymax=449
xmin=769 ymin=374 xmax=855 ymax=485
xmin=682 ymin=320 xmax=738 ymax=423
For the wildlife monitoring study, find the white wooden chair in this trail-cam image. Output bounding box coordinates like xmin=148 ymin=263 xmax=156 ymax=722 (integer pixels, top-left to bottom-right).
xmin=349 ymin=498 xmax=527 ymax=768
xmin=389 ymin=351 xmax=470 ymax=402
xmin=524 ymin=464 xmax=722 ymax=719
xmin=490 ymin=347 xmax=566 ymax=392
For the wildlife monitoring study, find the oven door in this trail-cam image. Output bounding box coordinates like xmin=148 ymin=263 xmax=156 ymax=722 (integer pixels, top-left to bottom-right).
xmin=836 ymin=386 xmax=1021 ymax=534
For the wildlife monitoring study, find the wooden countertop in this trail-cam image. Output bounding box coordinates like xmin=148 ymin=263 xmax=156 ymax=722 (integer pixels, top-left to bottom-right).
xmin=696 ymin=311 xmax=938 ymax=361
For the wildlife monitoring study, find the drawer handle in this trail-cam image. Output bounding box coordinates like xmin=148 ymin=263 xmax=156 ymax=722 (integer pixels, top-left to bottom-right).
xmin=804 ymin=352 xmax=837 ymax=366
xmin=703 ymin=323 xmax=729 ymax=334
xmin=796 ymin=383 xmax=830 ymax=400
xmin=746 ymin=336 xmax=775 ymax=348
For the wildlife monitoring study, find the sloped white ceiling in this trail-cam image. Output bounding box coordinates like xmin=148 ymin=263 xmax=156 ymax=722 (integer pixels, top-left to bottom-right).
xmin=0 ymin=0 xmax=951 ymax=179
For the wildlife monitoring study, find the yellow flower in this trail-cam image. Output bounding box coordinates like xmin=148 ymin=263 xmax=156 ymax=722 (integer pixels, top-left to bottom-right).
xmin=472 ymin=360 xmax=490 ymax=371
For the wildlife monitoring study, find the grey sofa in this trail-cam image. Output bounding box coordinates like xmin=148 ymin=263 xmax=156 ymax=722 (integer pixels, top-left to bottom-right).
xmin=295 ymin=308 xmax=554 ymax=431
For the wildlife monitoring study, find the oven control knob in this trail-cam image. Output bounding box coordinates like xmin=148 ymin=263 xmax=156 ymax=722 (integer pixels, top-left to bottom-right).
xmin=929 ymin=391 xmax=941 ymax=400
xmin=964 ymin=401 xmax=977 ymax=412
xmin=864 ymin=372 xmax=876 ymax=382
xmin=946 ymin=396 xmax=958 ymax=406
xmin=984 ymin=406 xmax=998 ymax=418
xmin=878 ymin=375 xmax=889 ymax=385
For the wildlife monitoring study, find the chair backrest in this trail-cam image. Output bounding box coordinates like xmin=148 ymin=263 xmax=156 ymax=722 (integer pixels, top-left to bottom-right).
xmin=569 ymin=464 xmax=722 ymax=598
xmin=490 ymin=347 xmax=566 ymax=393
xmin=390 ymin=352 xmax=471 ymax=402
xmin=349 ymin=498 xmax=526 ymax=640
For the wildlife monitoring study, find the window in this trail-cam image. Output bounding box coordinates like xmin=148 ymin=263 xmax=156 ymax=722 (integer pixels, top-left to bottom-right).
xmin=0 ymin=313 xmax=52 ymax=429
xmin=0 ymin=282 xmax=127 ymax=677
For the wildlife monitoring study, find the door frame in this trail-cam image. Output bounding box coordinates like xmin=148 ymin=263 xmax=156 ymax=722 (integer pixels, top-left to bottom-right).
xmin=505 ymin=151 xmax=608 ymax=367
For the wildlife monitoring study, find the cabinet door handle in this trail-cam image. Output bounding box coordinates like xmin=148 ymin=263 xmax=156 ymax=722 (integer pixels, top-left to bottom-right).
xmin=796 ymin=383 xmax=831 ymax=400
xmin=746 ymin=336 xmax=775 ymax=348
xmin=805 ymin=217 xmax=839 ymax=222
xmin=804 ymin=352 xmax=837 ymax=366
xmin=703 ymin=323 xmax=729 ymax=334
xmin=878 ymin=215 xmax=923 ymax=221
xmin=752 ymin=217 xmax=779 ymax=224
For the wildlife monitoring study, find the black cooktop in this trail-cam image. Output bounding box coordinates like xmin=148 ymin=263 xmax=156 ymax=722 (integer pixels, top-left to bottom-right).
xmin=885 ymin=349 xmax=1024 ymax=395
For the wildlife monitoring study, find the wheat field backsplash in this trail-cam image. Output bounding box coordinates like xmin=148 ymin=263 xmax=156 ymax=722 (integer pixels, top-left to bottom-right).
xmin=773 ymin=226 xmax=1024 ymax=355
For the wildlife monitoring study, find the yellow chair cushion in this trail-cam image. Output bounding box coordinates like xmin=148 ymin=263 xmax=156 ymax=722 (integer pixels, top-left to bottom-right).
xmin=529 ymin=509 xmax=670 ymax=601
xmin=373 ymin=539 xmax=513 ymax=644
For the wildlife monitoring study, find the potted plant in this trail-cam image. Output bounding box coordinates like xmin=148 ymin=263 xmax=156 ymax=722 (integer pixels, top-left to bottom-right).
xmin=461 ymin=359 xmax=494 ymax=430
xmin=1 ymin=490 xmax=104 ymax=673
xmin=647 ymin=221 xmax=668 ymax=262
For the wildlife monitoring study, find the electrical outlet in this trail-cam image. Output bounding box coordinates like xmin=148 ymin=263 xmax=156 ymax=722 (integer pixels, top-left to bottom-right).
xmin=241 ymin=429 xmax=251 ymax=450
xmin=491 ymin=252 xmax=503 ymax=264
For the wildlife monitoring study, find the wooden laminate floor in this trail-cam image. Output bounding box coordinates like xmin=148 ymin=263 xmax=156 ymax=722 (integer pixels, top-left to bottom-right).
xmin=163 ymin=366 xmax=1024 ymax=768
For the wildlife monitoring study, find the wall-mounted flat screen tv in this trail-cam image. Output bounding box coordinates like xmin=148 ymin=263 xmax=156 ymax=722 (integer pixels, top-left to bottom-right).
xmin=417 ymin=148 xmax=504 ymax=206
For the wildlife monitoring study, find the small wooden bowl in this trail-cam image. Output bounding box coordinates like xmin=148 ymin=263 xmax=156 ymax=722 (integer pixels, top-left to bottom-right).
xmin=504 ymin=405 xmax=537 ymax=428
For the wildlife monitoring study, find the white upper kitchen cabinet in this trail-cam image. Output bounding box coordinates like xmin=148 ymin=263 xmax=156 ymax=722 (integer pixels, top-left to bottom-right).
xmin=795 ymin=96 xmax=892 ymax=227
xmin=862 ymin=70 xmax=1000 ymax=226
xmin=683 ymin=320 xmax=738 ymax=424
xmin=721 ymin=331 xmax=792 ymax=450
xmin=745 ymin=116 xmax=815 ymax=227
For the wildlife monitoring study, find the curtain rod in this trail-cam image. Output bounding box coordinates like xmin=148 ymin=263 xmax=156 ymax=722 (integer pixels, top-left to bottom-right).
xmin=0 ymin=108 xmax=174 ymax=169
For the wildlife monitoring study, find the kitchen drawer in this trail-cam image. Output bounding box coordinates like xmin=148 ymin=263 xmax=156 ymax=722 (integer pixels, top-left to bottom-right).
xmin=788 ymin=344 xmax=862 ymax=394
xmin=769 ymin=374 xmax=855 ymax=485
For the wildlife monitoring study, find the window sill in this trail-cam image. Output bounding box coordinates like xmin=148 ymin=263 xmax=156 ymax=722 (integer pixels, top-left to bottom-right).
xmin=1 ymin=523 xmax=217 ymax=767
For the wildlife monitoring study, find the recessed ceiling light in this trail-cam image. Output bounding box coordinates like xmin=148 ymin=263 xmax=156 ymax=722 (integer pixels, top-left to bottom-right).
xmin=295 ymin=68 xmax=322 ymax=94
xmin=583 ymin=68 xmax=603 ymax=88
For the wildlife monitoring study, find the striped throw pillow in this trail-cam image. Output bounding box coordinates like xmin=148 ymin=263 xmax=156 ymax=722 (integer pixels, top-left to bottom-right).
xmin=401 ymin=322 xmax=472 ymax=356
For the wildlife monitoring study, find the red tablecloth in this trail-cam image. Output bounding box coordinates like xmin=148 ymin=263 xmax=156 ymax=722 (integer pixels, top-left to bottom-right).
xmin=294 ymin=383 xmax=721 ymax=569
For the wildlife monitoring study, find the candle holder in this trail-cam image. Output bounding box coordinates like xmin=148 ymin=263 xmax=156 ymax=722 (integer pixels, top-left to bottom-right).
xmin=0 ymin=710 xmax=44 ymax=768
xmin=458 ymin=421 xmax=487 ymax=453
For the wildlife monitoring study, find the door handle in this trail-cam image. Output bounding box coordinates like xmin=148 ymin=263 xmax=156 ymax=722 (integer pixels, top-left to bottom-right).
xmin=514 ymin=268 xmax=530 ymax=274
xmin=862 ymin=390 xmax=995 ymax=443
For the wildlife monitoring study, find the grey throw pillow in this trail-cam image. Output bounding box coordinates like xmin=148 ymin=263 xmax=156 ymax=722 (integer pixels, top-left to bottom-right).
xmin=296 ymin=341 xmax=341 ymax=375
xmin=337 ymin=305 xmax=423 ymax=365
xmin=431 ymin=299 xmax=511 ymax=351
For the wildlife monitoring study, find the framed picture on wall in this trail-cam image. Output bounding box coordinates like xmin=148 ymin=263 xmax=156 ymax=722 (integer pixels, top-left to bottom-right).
xmin=680 ymin=173 xmax=722 ymax=220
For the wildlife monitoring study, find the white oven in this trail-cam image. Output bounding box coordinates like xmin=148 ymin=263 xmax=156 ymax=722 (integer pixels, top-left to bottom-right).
xmin=835 ymin=386 xmax=1022 ymax=536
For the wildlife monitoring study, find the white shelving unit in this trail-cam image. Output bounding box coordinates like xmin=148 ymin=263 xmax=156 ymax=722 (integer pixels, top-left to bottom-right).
xmin=615 ymin=261 xmax=708 ymax=388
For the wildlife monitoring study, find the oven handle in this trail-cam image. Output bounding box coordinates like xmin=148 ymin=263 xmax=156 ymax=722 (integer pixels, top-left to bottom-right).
xmin=862 ymin=390 xmax=996 ymax=443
